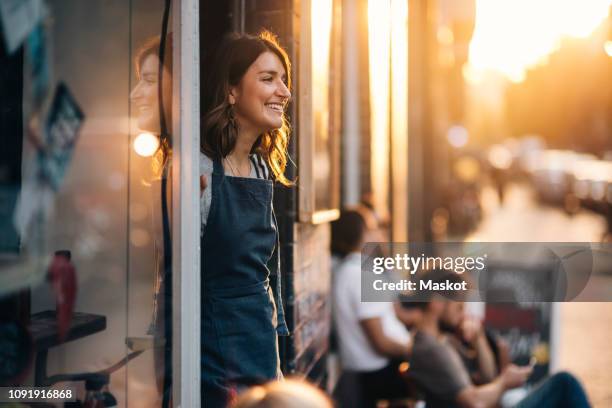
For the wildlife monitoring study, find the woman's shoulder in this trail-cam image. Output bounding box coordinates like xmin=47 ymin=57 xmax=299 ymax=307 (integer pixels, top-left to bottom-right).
xmin=200 ymin=152 xmax=213 ymax=175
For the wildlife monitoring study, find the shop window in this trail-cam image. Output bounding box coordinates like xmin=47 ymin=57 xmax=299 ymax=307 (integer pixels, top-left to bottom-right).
xmin=0 ymin=0 xmax=178 ymax=405
xmin=298 ymin=0 xmax=342 ymax=224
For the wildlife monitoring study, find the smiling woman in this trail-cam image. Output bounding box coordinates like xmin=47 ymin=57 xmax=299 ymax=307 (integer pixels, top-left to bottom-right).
xmin=201 ymin=31 xmax=292 ymax=185
xmin=131 ymin=34 xmax=173 ymax=176
xmin=199 ymin=31 xmax=293 ymax=407
xmin=229 ymin=51 xmax=290 ymax=136
xmin=131 ymin=34 xmax=173 ymax=135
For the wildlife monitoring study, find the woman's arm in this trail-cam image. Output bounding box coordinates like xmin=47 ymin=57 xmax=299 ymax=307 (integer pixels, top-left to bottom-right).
xmin=200 ymin=153 xmax=213 ymax=226
xmin=200 ymin=174 xmax=207 ymax=195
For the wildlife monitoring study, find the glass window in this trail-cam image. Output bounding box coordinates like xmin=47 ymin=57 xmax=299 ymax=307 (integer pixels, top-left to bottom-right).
xmin=297 ymin=0 xmax=341 ymax=224
xmin=0 ymin=0 xmax=179 ymax=405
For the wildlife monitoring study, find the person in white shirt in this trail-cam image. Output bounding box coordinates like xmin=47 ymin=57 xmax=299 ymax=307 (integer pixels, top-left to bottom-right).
xmin=331 ymin=206 xmax=421 ymax=407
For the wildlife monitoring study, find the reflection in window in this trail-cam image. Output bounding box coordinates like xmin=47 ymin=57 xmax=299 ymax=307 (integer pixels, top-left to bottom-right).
xmin=0 ymin=1 xmax=175 ymax=406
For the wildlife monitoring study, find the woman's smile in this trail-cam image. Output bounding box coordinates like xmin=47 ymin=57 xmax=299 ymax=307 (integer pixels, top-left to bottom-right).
xmin=265 ymin=102 xmax=284 ymax=113
xmin=230 ymin=51 xmax=291 ymax=134
xmin=130 ymin=53 xmax=172 ymax=133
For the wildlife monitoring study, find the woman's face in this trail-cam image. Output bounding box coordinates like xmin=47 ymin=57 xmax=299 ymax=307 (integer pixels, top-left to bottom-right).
xmin=130 ymin=54 xmax=171 ymax=133
xmin=230 ymin=51 xmax=291 ymax=134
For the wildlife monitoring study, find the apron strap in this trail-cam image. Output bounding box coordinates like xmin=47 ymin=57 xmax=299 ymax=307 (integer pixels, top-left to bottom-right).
xmin=212 ymin=156 xmax=224 ymax=177
xmin=271 ymin=207 xmax=290 ymax=336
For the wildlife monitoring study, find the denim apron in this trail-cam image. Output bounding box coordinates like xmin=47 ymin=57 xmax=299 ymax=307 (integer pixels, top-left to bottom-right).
xmin=201 ymin=157 xmax=289 ymax=407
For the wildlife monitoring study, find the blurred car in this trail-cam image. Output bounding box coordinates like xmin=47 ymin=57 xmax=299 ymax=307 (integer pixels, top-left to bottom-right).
xmin=571 ymin=159 xmax=612 ymax=236
xmin=571 ymin=159 xmax=612 ymax=208
xmin=527 ymin=150 xmax=596 ymax=205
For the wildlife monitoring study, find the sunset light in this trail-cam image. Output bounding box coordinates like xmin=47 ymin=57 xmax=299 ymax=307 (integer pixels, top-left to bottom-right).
xmin=467 ymin=0 xmax=612 ymax=83
xmin=368 ymin=0 xmax=391 ymax=219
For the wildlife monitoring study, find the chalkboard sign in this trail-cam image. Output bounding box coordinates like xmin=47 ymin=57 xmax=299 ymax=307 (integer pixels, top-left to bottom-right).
xmin=485 ymin=303 xmax=552 ymax=383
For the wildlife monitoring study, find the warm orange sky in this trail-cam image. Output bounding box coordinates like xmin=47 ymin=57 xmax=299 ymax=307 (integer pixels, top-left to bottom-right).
xmin=466 ymin=0 xmax=611 ymax=83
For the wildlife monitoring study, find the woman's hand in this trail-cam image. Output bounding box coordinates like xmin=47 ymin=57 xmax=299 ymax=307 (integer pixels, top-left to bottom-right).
xmin=200 ymin=175 xmax=208 ymax=197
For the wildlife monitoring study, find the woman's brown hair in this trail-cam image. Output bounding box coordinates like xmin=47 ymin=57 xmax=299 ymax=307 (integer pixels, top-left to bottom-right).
xmin=134 ymin=34 xmax=173 ymax=177
xmin=201 ymin=30 xmax=293 ymax=186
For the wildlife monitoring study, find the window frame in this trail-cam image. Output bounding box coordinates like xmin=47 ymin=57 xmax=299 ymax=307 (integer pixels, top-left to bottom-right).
xmin=171 ymin=0 xmax=201 ymax=405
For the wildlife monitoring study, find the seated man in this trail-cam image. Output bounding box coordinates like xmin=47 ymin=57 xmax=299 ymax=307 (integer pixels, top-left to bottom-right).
xmin=331 ymin=207 xmax=420 ymax=408
xmin=408 ymin=269 xmax=591 ymax=408
xmin=439 ymin=301 xmax=509 ymax=385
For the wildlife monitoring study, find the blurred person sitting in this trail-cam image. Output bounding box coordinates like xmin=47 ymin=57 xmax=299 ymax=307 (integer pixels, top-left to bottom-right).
xmin=408 ymin=269 xmax=591 ymax=408
xmin=439 ymin=302 xmax=510 ymax=385
xmin=440 ymin=301 xmax=529 ymax=406
xmin=233 ymin=378 xmax=333 ymax=408
xmin=331 ymin=206 xmax=420 ymax=408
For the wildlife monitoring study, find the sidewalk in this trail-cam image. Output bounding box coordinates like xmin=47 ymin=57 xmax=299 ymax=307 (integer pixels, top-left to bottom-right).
xmin=466 ymin=182 xmax=611 ymax=407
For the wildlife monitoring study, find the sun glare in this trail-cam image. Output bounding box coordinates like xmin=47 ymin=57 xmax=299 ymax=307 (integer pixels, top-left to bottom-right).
xmin=368 ymin=0 xmax=392 ymax=219
xmin=390 ymin=0 xmax=409 ymax=241
xmin=605 ymin=40 xmax=612 ymax=57
xmin=311 ymin=0 xmax=333 ymax=141
xmin=466 ymin=0 xmax=611 ymax=83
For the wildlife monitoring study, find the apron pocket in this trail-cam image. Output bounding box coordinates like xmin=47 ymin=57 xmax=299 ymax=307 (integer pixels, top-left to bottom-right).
xmin=211 ymin=291 xmax=279 ymax=382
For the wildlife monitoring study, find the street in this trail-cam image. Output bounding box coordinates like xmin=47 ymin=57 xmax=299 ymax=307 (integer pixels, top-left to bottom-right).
xmin=467 ymin=182 xmax=612 ymax=407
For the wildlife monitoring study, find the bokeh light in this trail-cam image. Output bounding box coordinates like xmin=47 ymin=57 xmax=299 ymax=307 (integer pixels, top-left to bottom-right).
xmin=134 ymin=132 xmax=160 ymax=157
xmin=488 ymin=144 xmax=513 ymax=170
xmin=447 ymin=125 xmax=469 ymax=148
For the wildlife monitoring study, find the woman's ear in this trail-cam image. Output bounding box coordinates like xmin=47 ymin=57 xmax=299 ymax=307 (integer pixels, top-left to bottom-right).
xmin=228 ymin=87 xmax=237 ymax=105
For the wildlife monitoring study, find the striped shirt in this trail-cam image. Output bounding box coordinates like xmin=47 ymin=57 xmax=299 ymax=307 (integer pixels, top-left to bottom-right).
xmin=200 ymin=153 xmax=270 ymax=227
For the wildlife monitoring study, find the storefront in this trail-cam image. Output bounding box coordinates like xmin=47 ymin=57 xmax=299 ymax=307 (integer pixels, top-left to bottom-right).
xmin=0 ymin=0 xmax=200 ymax=405
xmin=1 ymin=0 xmax=342 ymax=405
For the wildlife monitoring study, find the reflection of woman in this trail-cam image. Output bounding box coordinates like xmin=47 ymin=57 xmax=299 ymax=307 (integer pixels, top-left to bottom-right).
xmin=200 ymin=31 xmax=292 ymax=406
xmin=130 ymin=35 xmax=172 ymax=176
xmin=129 ymin=34 xmax=172 ymax=399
